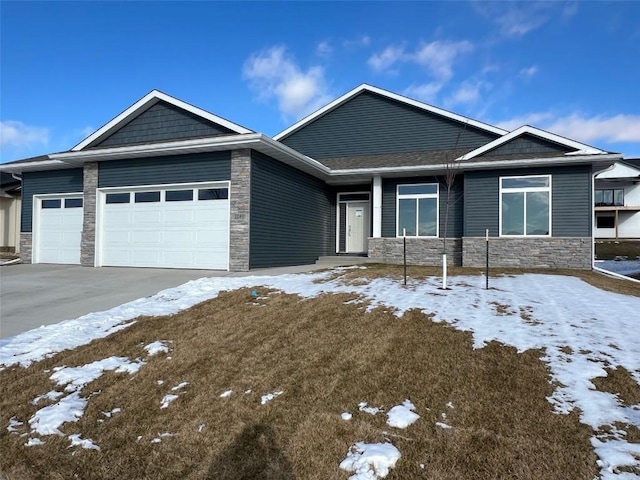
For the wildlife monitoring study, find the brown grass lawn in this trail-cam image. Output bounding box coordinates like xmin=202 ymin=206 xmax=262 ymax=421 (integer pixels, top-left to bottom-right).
xmin=2 ymin=266 xmax=637 ymax=479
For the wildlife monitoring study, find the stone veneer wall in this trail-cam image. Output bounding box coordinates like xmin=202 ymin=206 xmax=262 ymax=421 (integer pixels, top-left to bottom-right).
xmin=19 ymin=233 xmax=32 ymax=263
xmin=462 ymin=237 xmax=592 ymax=270
xmin=229 ymin=149 xmax=251 ymax=271
xmin=81 ymin=162 xmax=98 ymax=266
xmin=368 ymin=237 xmax=463 ymax=266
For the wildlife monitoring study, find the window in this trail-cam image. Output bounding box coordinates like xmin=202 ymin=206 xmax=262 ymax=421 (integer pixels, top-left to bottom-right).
xmin=65 ymin=198 xmax=83 ymax=208
xmin=198 ymin=188 xmax=228 ymax=200
xmin=134 ymin=191 xmax=160 ymax=203
xmin=106 ymin=193 xmax=130 ymax=204
xmin=595 ymin=189 xmax=624 ymax=206
xmin=500 ymin=175 xmax=551 ymax=236
xmin=166 ymin=189 xmax=194 ymax=202
xmin=396 ymin=183 xmax=438 ymax=237
xmin=596 ymin=215 xmax=615 ymax=229
xmin=42 ymin=199 xmax=61 ymax=209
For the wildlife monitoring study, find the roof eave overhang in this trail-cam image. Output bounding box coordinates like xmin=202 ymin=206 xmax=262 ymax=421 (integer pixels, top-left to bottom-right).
xmin=325 ymin=153 xmax=622 ymax=184
xmin=0 ymin=159 xmax=69 ymax=173
xmin=49 ymin=134 xmax=331 ymax=180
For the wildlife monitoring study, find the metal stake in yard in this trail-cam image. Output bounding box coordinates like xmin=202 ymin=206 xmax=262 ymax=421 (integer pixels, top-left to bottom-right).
xmin=485 ymin=228 xmax=489 ymax=290
xmin=403 ymin=228 xmax=407 ymax=286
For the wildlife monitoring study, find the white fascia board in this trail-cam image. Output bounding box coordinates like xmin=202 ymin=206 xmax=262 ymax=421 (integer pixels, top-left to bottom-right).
xmin=273 ymin=84 xmax=507 ymax=141
xmin=458 ymin=125 xmax=606 ymax=160
xmin=0 ymin=159 xmax=67 ymax=173
xmin=54 ymin=133 xmax=330 ymax=177
xmin=72 ymin=90 xmax=253 ymax=151
xmin=596 ymin=161 xmax=640 ymax=179
xmin=328 ymin=153 xmax=621 ymax=177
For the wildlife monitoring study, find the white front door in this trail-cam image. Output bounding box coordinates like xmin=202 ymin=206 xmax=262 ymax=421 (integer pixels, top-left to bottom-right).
xmin=346 ymin=201 xmax=369 ymax=253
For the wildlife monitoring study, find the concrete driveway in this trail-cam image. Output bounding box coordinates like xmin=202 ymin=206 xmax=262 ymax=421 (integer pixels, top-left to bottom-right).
xmin=0 ymin=263 xmax=322 ymax=339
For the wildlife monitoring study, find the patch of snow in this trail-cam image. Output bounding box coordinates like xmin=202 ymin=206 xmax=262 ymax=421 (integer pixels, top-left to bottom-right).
xmin=101 ymin=407 xmax=121 ymax=418
xmin=68 ymin=434 xmax=100 ymax=450
xmin=386 ymin=400 xmax=420 ymax=429
xmin=157 ymin=380 xmax=164 ymax=385
xmin=144 ymin=341 xmax=170 ymax=356
xmin=342 ymin=412 xmax=353 ymax=421
xmin=50 ymin=357 xmax=145 ymax=393
xmin=261 ymin=391 xmax=283 ymax=405
xmin=220 ymin=390 xmax=233 ymax=398
xmin=245 ymin=389 xmax=252 ymax=394
xmin=29 ymin=392 xmax=87 ymax=435
xmin=151 ymin=438 xmax=161 ymax=443
xmin=171 ymin=382 xmax=189 ymax=391
xmin=436 ymin=422 xmax=452 ymax=429
xmin=7 ymin=417 xmax=23 ymax=432
xmin=25 ymin=437 xmax=44 ymax=446
xmin=198 ymin=423 xmax=205 ymax=432
xmin=32 ymin=390 xmax=64 ymax=405
xmin=446 ymin=401 xmax=454 ymax=409
xmin=340 ymin=442 xmax=401 ymax=479
xmin=160 ymin=394 xmax=179 ymax=409
xmin=359 ymin=401 xmax=383 ymax=415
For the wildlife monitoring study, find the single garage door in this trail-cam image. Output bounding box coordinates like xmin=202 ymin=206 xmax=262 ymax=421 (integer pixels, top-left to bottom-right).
xmin=100 ymin=183 xmax=229 ymax=270
xmin=36 ymin=196 xmax=83 ymax=264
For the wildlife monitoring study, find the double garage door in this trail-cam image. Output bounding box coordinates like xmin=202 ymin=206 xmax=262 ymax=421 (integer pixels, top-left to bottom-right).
xmin=34 ymin=183 xmax=230 ymax=270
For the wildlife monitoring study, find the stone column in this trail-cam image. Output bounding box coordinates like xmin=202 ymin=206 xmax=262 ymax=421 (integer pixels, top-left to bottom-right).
xmin=81 ymin=162 xmax=98 ymax=267
xmin=229 ymin=149 xmax=251 ymax=271
xmin=19 ymin=233 xmax=32 ymax=263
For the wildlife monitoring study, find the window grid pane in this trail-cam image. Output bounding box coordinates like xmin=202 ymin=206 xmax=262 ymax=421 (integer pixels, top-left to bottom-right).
xmin=135 ymin=191 xmax=161 ymax=203
xmin=502 ymin=176 xmax=549 ymax=189
xmin=398 ymin=198 xmax=417 ymax=236
xmin=166 ymin=190 xmax=194 ymax=202
xmin=42 ymin=199 xmax=62 ymax=209
xmin=65 ymin=198 xmax=83 ymax=208
xmin=502 ymin=192 xmax=525 ymax=235
xmin=418 ymin=198 xmax=437 ymax=236
xmin=398 ymin=184 xmax=437 ymax=196
xmin=525 ymin=191 xmax=549 ymax=235
xmin=199 ymin=188 xmax=229 ymax=200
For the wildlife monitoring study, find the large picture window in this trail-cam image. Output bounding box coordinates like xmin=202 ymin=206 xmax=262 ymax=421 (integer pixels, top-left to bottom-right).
xmin=396 ymin=183 xmax=438 ymax=237
xmin=500 ymin=175 xmax=551 ymax=236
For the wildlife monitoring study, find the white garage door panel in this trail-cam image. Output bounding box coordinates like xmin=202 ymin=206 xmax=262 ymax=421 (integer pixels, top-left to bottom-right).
xmin=101 ymin=188 xmax=229 ymax=269
xmin=37 ymin=202 xmax=83 ymax=265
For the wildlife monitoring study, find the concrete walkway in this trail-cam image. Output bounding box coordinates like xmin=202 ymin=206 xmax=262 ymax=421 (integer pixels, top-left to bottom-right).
xmin=0 ymin=263 xmax=324 ymax=339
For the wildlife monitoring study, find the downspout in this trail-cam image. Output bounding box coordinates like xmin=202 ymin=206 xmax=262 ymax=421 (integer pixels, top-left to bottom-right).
xmin=11 ymin=173 xmax=22 ymax=254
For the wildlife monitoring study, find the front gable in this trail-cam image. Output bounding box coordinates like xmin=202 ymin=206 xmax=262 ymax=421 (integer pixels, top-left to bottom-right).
xmin=475 ymin=133 xmax=574 ymax=158
xmin=276 ymin=85 xmax=504 ymax=160
xmin=596 ymin=161 xmax=640 ymax=180
xmin=73 ymin=90 xmax=253 ymax=151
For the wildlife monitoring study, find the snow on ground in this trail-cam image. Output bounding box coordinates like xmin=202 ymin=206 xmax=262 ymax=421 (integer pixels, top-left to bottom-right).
xmin=144 ymin=341 xmax=170 ymax=356
xmin=2 ymin=269 xmax=640 ymax=478
xmin=340 ymin=442 xmax=401 ymax=480
xmin=598 ymin=259 xmax=640 ymax=276
xmin=261 ymin=390 xmax=284 ymax=405
xmin=386 ymin=400 xmax=420 ymax=429
xmin=219 ymin=390 xmax=233 ymax=398
xmin=358 ymin=402 xmax=383 ymax=415
xmin=160 ymin=394 xmax=179 ymax=409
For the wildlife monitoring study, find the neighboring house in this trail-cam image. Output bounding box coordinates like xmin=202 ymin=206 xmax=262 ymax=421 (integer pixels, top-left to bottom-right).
xmin=0 ymin=85 xmax=621 ymax=271
xmin=594 ymin=159 xmax=640 ymax=239
xmin=0 ymin=172 xmax=22 ymax=253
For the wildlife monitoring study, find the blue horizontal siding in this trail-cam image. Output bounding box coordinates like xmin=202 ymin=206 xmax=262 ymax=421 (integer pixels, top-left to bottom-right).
xmin=98 ymin=152 xmax=231 ymax=187
xmin=280 ymin=91 xmax=499 ymax=159
xmin=21 ymin=169 xmax=84 ymax=232
xmin=250 ymin=150 xmax=333 ymax=268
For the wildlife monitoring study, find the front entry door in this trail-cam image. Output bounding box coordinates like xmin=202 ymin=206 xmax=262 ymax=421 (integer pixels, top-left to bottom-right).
xmin=346 ymin=201 xmax=369 ymax=253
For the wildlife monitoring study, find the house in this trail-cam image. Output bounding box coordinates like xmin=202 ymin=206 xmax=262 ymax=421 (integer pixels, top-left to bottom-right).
xmin=594 ymin=159 xmax=640 ymax=239
xmin=0 ymin=84 xmax=621 ymax=271
xmin=0 ymin=172 xmax=22 ymax=253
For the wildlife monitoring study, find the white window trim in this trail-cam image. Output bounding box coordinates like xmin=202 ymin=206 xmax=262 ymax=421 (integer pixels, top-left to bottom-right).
xmin=336 ymin=191 xmax=371 ymax=253
xmin=396 ymin=183 xmax=439 ymax=238
xmin=499 ymin=174 xmax=552 ymax=237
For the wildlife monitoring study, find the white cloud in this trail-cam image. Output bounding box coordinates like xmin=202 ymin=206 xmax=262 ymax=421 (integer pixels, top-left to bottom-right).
xmin=412 ymin=40 xmax=474 ymax=81
xmin=316 ymin=41 xmax=332 ymax=58
xmin=519 ymin=65 xmax=538 ymax=78
xmin=343 ymin=35 xmax=371 ymax=48
xmin=243 ymin=46 xmax=332 ymax=120
xmin=446 ymin=81 xmax=487 ymax=106
xmin=367 ymin=45 xmax=405 ymax=72
xmin=473 ymin=1 xmax=565 ymax=37
xmin=403 ymin=82 xmax=444 ymax=104
xmin=0 ymin=121 xmax=48 ymax=147
xmin=496 ymin=112 xmax=640 ymax=144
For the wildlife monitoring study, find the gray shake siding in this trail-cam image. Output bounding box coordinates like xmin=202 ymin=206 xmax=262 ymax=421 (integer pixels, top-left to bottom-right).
xmin=478 ymin=134 xmax=572 ymax=157
xmin=464 ymin=165 xmax=592 ymax=237
xmin=280 ymin=91 xmax=499 ymax=159
xmin=249 ymin=150 xmax=332 ymax=268
xmin=381 ymin=176 xmax=464 ymax=238
xmin=98 ymin=152 xmax=231 ymax=187
xmin=21 ymin=168 xmax=84 ymax=232
xmin=95 ymin=101 xmax=236 ymax=148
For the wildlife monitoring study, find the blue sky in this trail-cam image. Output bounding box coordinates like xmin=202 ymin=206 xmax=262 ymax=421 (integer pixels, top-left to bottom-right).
xmin=1 ymin=1 xmax=639 ymax=163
